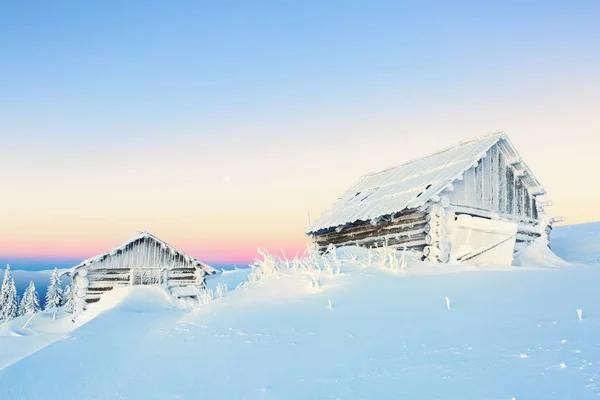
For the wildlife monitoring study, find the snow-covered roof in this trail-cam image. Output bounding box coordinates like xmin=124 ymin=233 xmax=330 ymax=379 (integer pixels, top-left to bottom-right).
xmin=64 ymin=231 xmax=218 ymax=276
xmin=308 ymin=132 xmax=544 ymax=233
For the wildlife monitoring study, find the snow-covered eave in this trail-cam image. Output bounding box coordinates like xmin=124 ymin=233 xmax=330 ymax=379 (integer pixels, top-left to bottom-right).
xmin=307 ymin=132 xmax=548 ymax=234
xmin=61 ymin=231 xmax=219 ymax=277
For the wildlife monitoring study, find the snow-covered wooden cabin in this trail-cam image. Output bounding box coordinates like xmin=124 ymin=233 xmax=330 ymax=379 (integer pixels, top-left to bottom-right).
xmin=63 ymin=232 xmax=218 ymax=309
xmin=307 ymin=132 xmax=558 ymax=265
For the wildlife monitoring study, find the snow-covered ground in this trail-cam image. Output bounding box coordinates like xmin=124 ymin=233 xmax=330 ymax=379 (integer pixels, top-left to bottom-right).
xmin=1 ymin=229 xmax=599 ymax=399
xmin=552 ymin=222 xmax=600 ymax=265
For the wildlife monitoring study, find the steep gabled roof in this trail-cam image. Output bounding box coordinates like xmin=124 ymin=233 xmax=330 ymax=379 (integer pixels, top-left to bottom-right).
xmin=308 ymin=132 xmax=544 ymax=233
xmin=64 ymin=231 xmax=218 ymax=276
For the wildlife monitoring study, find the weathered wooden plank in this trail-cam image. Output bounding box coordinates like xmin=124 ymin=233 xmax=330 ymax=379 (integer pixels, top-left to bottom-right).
xmin=516 ymin=179 xmax=524 ymax=216
xmin=316 ymin=224 xmax=426 ymax=246
xmin=507 ymin=167 xmax=515 ymax=215
xmin=498 ymin=150 xmax=507 ymax=213
xmin=310 ymin=209 xmax=425 ymax=235
xmin=168 ymin=281 xmax=199 ymax=286
xmin=475 ymin=161 xmax=483 ymax=206
xmin=168 ymin=276 xmax=197 ymax=282
xmin=328 ymin=232 xmax=427 ymax=249
xmin=315 ymin=221 xmax=427 ymax=247
xmin=87 ymin=268 xmax=131 ymax=274
xmin=88 ymin=273 xmax=131 ymax=281
xmin=448 ymin=205 xmax=539 ymax=224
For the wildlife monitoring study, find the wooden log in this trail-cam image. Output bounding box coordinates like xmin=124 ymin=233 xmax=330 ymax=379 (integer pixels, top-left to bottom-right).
xmin=316 ymin=225 xmax=426 ymax=247
xmin=333 ymin=234 xmax=427 ymax=250
xmin=315 ymin=213 xmax=427 ymax=239
xmin=87 ymin=268 xmax=131 ymax=273
xmin=315 ymin=222 xmax=427 ymax=247
xmin=87 ymin=275 xmax=130 ymax=280
xmin=168 ymin=281 xmax=199 ymax=286
xmin=86 ymin=282 xmax=128 ymax=289
xmin=310 ymin=210 xmax=425 ymax=235
xmin=168 ymin=276 xmax=197 ymax=281
xmin=87 ymin=272 xmax=131 ymax=279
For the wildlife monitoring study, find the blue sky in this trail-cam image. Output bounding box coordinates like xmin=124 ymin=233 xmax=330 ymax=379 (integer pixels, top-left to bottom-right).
xmin=2 ymin=1 xmax=599 ymax=270
xmin=3 ymin=0 xmax=598 ymax=129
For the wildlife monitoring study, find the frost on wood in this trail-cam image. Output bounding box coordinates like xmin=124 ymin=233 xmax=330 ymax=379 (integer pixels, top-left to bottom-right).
xmin=307 ymin=132 xmax=553 ymax=265
xmin=70 ymin=232 xmax=215 ymax=274
xmin=0 ymin=265 xmax=18 ymax=322
xmin=448 ymin=215 xmax=518 ymax=265
xmin=61 ymin=232 xmax=218 ymax=309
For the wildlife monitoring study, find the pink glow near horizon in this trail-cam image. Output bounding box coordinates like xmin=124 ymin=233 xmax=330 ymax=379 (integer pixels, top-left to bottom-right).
xmin=0 ymin=233 xmax=308 ymax=265
xmin=2 ymin=89 xmax=599 ymax=263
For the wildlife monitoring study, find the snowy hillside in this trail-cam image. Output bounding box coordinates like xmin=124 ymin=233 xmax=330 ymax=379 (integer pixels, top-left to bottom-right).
xmin=0 ymin=233 xmax=599 ymax=399
xmin=551 ymin=222 xmax=600 ymax=265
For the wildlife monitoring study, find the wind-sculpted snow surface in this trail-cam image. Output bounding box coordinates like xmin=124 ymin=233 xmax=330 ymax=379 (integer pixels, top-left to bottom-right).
xmin=551 ymin=222 xmax=600 ymax=265
xmin=1 ymin=242 xmax=600 ymax=399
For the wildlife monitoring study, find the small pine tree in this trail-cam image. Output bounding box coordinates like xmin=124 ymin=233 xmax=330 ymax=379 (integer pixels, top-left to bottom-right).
xmin=18 ymin=289 xmax=29 ymax=317
xmin=0 ymin=265 xmax=18 ymax=322
xmin=45 ymin=268 xmax=63 ymax=314
xmin=19 ymin=281 xmax=41 ymax=315
xmin=63 ymin=283 xmax=74 ymax=313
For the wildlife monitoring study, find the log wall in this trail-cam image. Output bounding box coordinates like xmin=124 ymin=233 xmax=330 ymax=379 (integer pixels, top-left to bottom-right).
xmin=311 ymin=210 xmax=428 ymax=253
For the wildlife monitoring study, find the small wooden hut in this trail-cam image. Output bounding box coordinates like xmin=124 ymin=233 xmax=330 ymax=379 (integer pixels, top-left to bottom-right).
xmin=63 ymin=231 xmax=218 ymax=310
xmin=307 ymin=132 xmax=560 ymax=265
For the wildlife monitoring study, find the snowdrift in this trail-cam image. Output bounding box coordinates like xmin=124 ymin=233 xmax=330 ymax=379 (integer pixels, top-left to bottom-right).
xmin=552 ymin=222 xmax=600 ymax=265
xmin=0 ymin=230 xmax=598 ymax=399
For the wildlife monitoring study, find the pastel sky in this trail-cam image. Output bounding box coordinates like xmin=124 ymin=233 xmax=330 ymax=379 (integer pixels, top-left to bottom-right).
xmin=1 ymin=1 xmax=599 ymax=270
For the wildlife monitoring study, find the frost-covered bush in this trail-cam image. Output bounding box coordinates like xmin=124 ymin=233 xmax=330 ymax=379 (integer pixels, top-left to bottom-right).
xmin=215 ymin=282 xmax=228 ymax=299
xmin=323 ymin=244 xmax=341 ymax=275
xmin=246 ymin=248 xmax=284 ymax=284
xmin=243 ymin=243 xmax=346 ymax=288
xmin=63 ymin=284 xmax=74 ymax=313
xmin=362 ymin=241 xmax=409 ymax=272
xmin=198 ymin=288 xmax=214 ymax=306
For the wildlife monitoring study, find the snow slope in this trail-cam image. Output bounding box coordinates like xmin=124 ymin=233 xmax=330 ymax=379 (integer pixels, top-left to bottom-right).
xmin=551 ymin=222 xmax=600 ymax=265
xmin=0 ymin=233 xmax=599 ymax=399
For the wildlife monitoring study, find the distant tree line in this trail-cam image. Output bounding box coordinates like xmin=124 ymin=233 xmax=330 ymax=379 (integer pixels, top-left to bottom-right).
xmin=0 ymin=265 xmax=73 ymax=323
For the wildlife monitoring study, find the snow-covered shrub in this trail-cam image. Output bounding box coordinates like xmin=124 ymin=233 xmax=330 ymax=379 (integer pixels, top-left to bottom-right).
xmin=45 ymin=268 xmax=64 ymax=314
xmin=63 ymin=284 xmax=74 ymax=313
xmin=324 ymin=244 xmax=341 ymax=275
xmin=18 ymin=281 xmax=41 ymax=316
xmin=243 ymin=242 xmax=348 ymax=289
xmin=0 ymin=265 xmax=18 ymax=322
xmin=322 ymin=256 xmax=333 ymax=275
xmin=198 ymin=288 xmax=214 ymax=305
xmin=215 ymin=282 xmax=228 ymax=299
xmin=247 ymin=248 xmax=284 ymax=285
